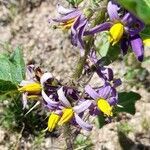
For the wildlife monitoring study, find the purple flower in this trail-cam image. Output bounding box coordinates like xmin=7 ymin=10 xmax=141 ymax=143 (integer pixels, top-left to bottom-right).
xmin=84 ymin=1 xmax=145 ymax=61
xmin=87 ymin=50 xmax=114 ymax=82
xmin=56 ymin=87 xmax=93 ymax=131
xmin=85 ymin=82 xmax=119 ymax=117
xmin=18 ymin=65 xmax=60 ymax=110
xmin=52 ymin=4 xmax=88 ymax=56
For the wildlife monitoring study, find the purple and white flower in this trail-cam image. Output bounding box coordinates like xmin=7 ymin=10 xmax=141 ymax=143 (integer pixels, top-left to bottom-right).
xmin=52 ymin=4 xmax=88 ymax=56
xmin=84 ymin=1 xmax=145 ymax=61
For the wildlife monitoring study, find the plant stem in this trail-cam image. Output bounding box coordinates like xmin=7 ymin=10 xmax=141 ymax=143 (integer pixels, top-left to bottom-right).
xmin=64 ymin=1 xmax=108 ymax=148
xmin=64 ymin=124 xmax=74 ymax=150
xmin=72 ymin=36 xmax=93 ymax=80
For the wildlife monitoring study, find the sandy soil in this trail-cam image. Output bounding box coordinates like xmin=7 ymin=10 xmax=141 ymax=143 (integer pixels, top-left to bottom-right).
xmin=0 ymin=0 xmax=150 ymax=149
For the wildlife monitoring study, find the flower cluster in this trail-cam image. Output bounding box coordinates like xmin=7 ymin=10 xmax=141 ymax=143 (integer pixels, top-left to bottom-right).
xmin=52 ymin=1 xmax=150 ymax=61
xmin=18 ymin=60 xmax=121 ymax=132
xmin=18 ymin=0 xmax=149 ymax=133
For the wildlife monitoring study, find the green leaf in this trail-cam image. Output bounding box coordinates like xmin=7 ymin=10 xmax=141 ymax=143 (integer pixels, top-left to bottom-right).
xmin=0 ymin=47 xmax=25 ymax=94
xmin=0 ymin=80 xmax=17 ymax=94
xmin=95 ymin=32 xmax=110 ymax=57
xmin=116 ymin=91 xmax=141 ymax=115
xmin=66 ymin=0 xmax=83 ymax=6
xmin=96 ymin=115 xmax=105 ymax=129
xmin=107 ymin=44 xmax=120 ymax=62
xmin=9 ymin=47 xmax=25 ymax=83
xmin=140 ymin=25 xmax=150 ymax=38
xmin=117 ymin=0 xmax=150 ymax=24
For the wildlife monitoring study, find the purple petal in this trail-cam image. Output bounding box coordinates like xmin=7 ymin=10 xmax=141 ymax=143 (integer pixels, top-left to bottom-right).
xmin=71 ymin=15 xmax=87 ymax=52
xmin=121 ymin=13 xmax=133 ymax=24
xmin=97 ymin=84 xmax=111 ymax=99
xmin=73 ymin=100 xmax=92 ymax=114
xmin=113 ymin=79 xmax=122 ymax=87
xmin=74 ymin=113 xmax=93 ymax=131
xmin=85 ymin=85 xmax=99 ymax=99
xmin=96 ymin=67 xmax=114 ymax=81
xmin=56 ymin=4 xmax=75 ymax=15
xmin=88 ymin=49 xmax=98 ymax=64
xmin=130 ymin=34 xmax=144 ymax=61
xmin=77 ymin=20 xmax=88 ymax=56
xmin=40 ymin=72 xmax=53 ymax=85
xmin=42 ymin=90 xmax=58 ymax=107
xmin=120 ymin=37 xmax=129 ymax=55
xmin=108 ymin=97 xmax=118 ymax=105
xmin=53 ymin=10 xmax=81 ymax=23
xmin=127 ymin=15 xmax=145 ymax=35
xmin=57 ymin=87 xmax=71 ymax=107
xmin=107 ymin=1 xmax=120 ymax=21
xmin=84 ymin=22 xmax=112 ymax=35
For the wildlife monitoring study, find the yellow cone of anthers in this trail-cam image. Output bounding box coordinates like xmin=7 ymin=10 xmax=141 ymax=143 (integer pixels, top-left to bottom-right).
xmin=109 ymin=23 xmax=124 ymax=46
xmin=97 ymin=98 xmax=113 ymax=117
xmin=58 ymin=18 xmax=76 ymax=30
xmin=48 ymin=113 xmax=61 ymax=132
xmin=143 ymin=39 xmax=150 ymax=47
xmin=58 ymin=108 xmax=74 ymax=126
xmin=18 ymin=83 xmax=42 ymax=94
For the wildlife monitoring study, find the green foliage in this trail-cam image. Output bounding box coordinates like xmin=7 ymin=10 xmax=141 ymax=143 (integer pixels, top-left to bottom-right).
xmin=117 ymin=122 xmax=133 ymax=135
xmin=91 ymin=0 xmax=102 ymax=6
xmin=116 ymin=92 xmax=141 ymax=115
xmin=141 ymin=118 xmax=150 ymax=132
xmin=0 ymin=47 xmax=25 ymax=95
xmin=0 ymin=95 xmax=48 ymax=135
xmin=66 ymin=0 xmax=83 ymax=6
xmin=117 ymin=0 xmax=150 ymax=24
xmin=140 ymin=25 xmax=150 ymax=38
xmin=96 ymin=115 xmax=105 ymax=129
xmin=95 ymin=31 xmax=120 ymax=65
xmin=95 ymin=32 xmax=110 ymax=57
xmin=32 ymin=131 xmax=45 ymax=149
xmin=125 ymin=68 xmax=148 ymax=82
xmin=74 ymin=134 xmax=93 ymax=150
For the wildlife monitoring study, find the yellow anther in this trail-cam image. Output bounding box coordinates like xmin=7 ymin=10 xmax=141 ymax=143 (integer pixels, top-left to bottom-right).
xmin=18 ymin=83 xmax=42 ymax=94
xmin=97 ymin=98 xmax=113 ymax=117
xmin=109 ymin=23 xmax=124 ymax=46
xmin=48 ymin=113 xmax=60 ymax=132
xmin=58 ymin=18 xmax=76 ymax=30
xmin=58 ymin=108 xmax=74 ymax=125
xmin=143 ymin=39 xmax=150 ymax=47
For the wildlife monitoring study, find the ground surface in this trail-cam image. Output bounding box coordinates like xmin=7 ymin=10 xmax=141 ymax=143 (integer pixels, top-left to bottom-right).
xmin=0 ymin=0 xmax=150 ymax=150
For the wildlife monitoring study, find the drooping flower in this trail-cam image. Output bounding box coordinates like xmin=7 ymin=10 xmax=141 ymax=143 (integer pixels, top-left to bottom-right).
xmin=18 ymin=65 xmax=59 ymax=109
xmin=18 ymin=65 xmax=43 ymax=109
xmin=87 ymin=50 xmax=114 ymax=82
xmin=85 ymin=82 xmax=120 ymax=117
xmin=84 ymin=1 xmax=145 ymax=61
xmin=56 ymin=87 xmax=93 ymax=131
xmin=52 ymin=4 xmax=89 ymax=56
